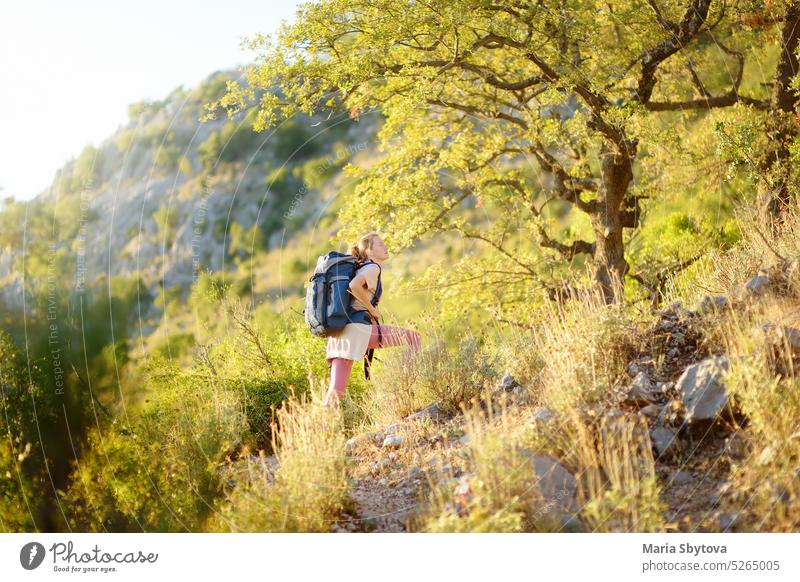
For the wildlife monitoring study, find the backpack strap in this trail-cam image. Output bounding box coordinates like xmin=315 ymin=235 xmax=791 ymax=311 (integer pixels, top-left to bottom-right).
xmin=364 ymin=348 xmax=374 ymax=379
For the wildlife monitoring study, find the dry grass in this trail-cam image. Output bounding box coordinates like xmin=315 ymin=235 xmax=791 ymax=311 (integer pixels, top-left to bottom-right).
xmin=411 ymin=287 xmax=662 ymax=532
xmin=361 ymin=333 xmax=497 ymax=426
xmin=359 ymin=348 xmax=422 ymax=425
xmin=415 ymin=399 xmax=547 ymax=532
xmin=524 ymin=289 xmax=641 ymax=413
xmin=213 ymin=202 xmax=800 ymax=533
xmin=676 ymin=203 xmax=800 ymax=531
xmin=567 ymin=411 xmax=666 ymax=532
xmin=211 ymin=389 xmax=349 ymax=532
xmin=712 ymin=304 xmax=800 ymax=531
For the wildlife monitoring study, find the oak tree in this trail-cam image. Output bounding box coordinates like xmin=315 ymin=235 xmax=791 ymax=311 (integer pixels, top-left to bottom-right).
xmin=211 ymin=0 xmax=771 ymax=303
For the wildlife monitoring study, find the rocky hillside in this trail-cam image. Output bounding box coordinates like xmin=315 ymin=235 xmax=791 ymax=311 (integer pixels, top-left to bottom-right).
xmin=0 ymin=70 xmax=378 ymax=309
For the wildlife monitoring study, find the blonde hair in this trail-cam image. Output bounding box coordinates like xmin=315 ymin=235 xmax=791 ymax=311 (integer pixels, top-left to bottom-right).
xmin=349 ymin=232 xmax=381 ymax=263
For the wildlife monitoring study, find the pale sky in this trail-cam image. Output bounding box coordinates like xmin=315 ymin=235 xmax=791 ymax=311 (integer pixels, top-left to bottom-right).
xmin=0 ymin=0 xmax=306 ymax=201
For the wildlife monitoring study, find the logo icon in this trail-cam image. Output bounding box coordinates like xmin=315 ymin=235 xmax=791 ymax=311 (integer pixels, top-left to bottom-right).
xmin=20 ymin=542 xmax=46 ymax=570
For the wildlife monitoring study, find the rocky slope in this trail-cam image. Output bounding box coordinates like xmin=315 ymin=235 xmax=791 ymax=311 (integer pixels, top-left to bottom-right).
xmin=0 ymin=70 xmax=379 ymax=308
xmin=253 ymin=262 xmax=799 ymax=533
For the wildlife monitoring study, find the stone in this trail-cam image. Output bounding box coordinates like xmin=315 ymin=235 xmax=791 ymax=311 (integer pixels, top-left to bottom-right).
xmin=657 ymin=400 xmax=683 ymax=426
xmin=627 ymin=363 xmax=640 ymax=378
xmin=671 ymin=470 xmax=692 ymax=486
xmin=763 ymin=324 xmax=800 ymax=354
xmin=517 ymin=448 xmax=585 ymax=531
xmin=676 ymin=356 xmax=730 ymax=421
xmin=407 ymin=467 xmax=421 ymax=480
xmin=385 ymin=422 xmax=403 ymax=435
xmin=625 ymin=371 xmax=658 ymax=404
xmin=406 ymin=402 xmax=448 ymax=422
xmin=697 ymin=295 xmax=728 ymax=315
xmin=650 ymin=427 xmax=679 ymax=459
xmin=345 ymin=432 xmax=381 ymax=452
xmin=757 ymin=445 xmax=775 ymax=466
xmin=639 ymin=404 xmax=662 ymax=418
xmin=708 ymin=492 xmax=722 ymax=508
xmin=744 ymin=275 xmax=771 ymax=297
xmin=497 ymin=372 xmax=520 ymax=392
xmin=602 ymin=407 xmax=625 ymax=419
xmin=657 ymin=319 xmax=676 ymax=331
xmin=382 ymin=435 xmax=404 ymax=449
xmin=717 ymin=512 xmax=738 ymax=532
xmin=510 ymin=384 xmax=530 ymax=404
xmin=528 ymin=406 xmax=555 ymax=425
xmin=440 ymin=465 xmax=461 ymax=478
xmin=724 ymin=431 xmax=751 ymax=460
xmin=698 ymin=295 xmax=728 ymax=315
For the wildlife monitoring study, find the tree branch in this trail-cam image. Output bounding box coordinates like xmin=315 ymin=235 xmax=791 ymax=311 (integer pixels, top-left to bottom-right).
xmin=636 ymin=0 xmax=713 ymax=104
xmin=451 ymin=223 xmax=540 ymax=276
xmin=536 ymin=223 xmax=596 ymax=260
xmin=646 ymin=0 xmax=680 ymax=33
xmin=426 ymin=97 xmax=529 ymax=128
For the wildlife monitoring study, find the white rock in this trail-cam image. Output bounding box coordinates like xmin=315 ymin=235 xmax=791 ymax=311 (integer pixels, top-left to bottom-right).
xmin=651 ymin=427 xmax=679 ymax=459
xmin=626 ymin=371 xmax=657 ymax=404
xmin=382 ymin=434 xmax=403 ymax=449
xmin=677 ymin=356 xmax=730 ymax=421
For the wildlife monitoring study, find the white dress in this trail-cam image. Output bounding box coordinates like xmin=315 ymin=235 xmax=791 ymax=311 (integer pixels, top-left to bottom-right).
xmin=325 ymin=263 xmax=380 ymax=361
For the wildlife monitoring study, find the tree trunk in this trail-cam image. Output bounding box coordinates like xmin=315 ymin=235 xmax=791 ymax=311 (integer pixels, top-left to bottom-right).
xmin=592 ymin=143 xmax=633 ymax=304
xmin=764 ymin=5 xmax=800 ymax=223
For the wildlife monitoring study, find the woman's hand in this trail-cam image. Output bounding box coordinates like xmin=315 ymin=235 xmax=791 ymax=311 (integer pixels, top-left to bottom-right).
xmin=348 ymin=284 xmax=381 ymax=321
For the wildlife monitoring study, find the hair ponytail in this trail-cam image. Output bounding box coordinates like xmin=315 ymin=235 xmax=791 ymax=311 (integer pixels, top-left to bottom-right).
xmin=349 ymin=232 xmax=380 ymax=263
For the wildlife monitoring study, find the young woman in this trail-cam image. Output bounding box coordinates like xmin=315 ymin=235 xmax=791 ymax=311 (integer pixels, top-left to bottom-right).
xmin=323 ymin=232 xmax=422 ymax=409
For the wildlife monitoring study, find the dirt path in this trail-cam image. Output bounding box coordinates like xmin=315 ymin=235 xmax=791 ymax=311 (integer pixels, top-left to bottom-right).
xmin=332 ymin=413 xmax=462 ymax=533
xmin=334 ymin=477 xmax=421 ymax=532
xmin=636 ymin=305 xmax=733 ymax=532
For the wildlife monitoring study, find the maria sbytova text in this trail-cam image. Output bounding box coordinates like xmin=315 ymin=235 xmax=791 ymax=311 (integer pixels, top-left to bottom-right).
xmin=644 ymin=543 xmax=727 ymax=556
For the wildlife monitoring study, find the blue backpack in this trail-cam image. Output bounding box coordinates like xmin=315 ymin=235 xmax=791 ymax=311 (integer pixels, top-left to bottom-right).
xmin=304 ymin=251 xmax=382 ymax=338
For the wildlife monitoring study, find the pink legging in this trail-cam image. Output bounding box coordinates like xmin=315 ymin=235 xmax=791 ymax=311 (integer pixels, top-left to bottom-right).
xmin=326 ymin=324 xmax=421 ymax=399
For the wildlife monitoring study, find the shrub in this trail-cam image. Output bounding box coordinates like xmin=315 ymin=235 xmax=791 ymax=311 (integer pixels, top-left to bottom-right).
xmin=0 ymin=330 xmax=76 ymax=532
xmin=363 ymin=332 xmax=496 ymax=425
xmin=65 ymin=357 xmax=246 ymax=532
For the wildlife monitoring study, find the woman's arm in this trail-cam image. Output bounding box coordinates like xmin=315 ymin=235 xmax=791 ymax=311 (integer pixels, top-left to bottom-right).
xmin=349 ymin=271 xmax=380 ymax=319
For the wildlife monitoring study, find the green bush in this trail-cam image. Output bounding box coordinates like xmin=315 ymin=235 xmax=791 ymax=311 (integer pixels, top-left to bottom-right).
xmin=0 ymin=332 xmax=42 ymax=532
xmin=65 ymin=357 xmax=246 ymax=532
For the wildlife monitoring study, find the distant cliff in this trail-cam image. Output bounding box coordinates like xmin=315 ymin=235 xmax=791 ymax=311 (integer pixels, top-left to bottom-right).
xmin=0 ymin=69 xmax=379 ymax=307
